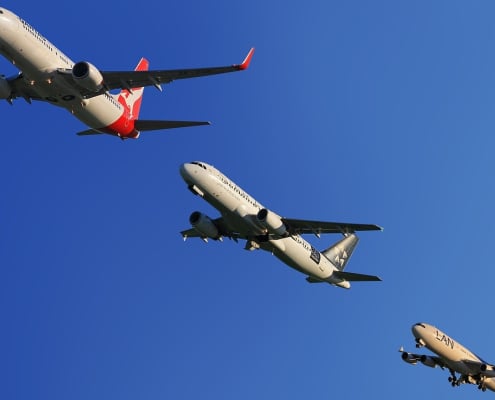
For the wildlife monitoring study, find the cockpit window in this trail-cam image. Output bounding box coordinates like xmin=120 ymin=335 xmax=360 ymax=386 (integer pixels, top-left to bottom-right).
xmin=191 ymin=161 xmax=207 ymax=170
xmin=414 ymin=323 xmax=426 ymax=328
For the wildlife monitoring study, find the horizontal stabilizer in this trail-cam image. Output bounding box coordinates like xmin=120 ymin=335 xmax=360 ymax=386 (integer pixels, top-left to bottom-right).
xmin=332 ymin=270 xmax=381 ymax=282
xmin=134 ymin=119 xmax=210 ymax=131
xmin=306 ymin=276 xmax=325 ymax=284
xmin=76 ymin=129 xmax=103 ymax=136
xmin=76 ymin=120 xmax=210 ymax=136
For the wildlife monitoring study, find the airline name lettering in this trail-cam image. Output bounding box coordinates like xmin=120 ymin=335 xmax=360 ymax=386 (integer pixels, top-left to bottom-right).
xmin=435 ymin=330 xmax=455 ymax=350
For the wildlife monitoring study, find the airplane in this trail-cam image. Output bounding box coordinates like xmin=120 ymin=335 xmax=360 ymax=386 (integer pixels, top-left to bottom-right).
xmin=179 ymin=161 xmax=382 ymax=289
xmin=400 ymin=322 xmax=495 ymax=392
xmin=0 ymin=7 xmax=254 ymax=139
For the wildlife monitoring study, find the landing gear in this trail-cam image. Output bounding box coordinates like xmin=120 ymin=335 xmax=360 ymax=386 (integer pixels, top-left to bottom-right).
xmin=448 ymin=370 xmax=459 ymax=387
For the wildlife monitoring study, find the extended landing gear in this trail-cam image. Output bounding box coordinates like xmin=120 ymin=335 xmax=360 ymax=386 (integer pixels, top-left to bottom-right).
xmin=448 ymin=370 xmax=460 ymax=387
xmin=478 ymin=384 xmax=487 ymax=392
xmin=477 ymin=376 xmax=487 ymax=392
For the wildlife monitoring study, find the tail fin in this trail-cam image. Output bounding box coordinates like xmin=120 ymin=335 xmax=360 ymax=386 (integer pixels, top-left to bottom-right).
xmin=321 ymin=234 xmax=359 ymax=271
xmin=118 ymin=57 xmax=149 ymax=121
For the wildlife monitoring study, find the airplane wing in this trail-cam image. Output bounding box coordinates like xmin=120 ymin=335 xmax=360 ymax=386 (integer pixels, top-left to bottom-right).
xmin=5 ymin=49 xmax=254 ymax=103
xmin=6 ymin=73 xmax=43 ymax=103
xmin=463 ymin=360 xmax=495 ymax=378
xmin=400 ymin=348 xmax=447 ymax=369
xmin=282 ymin=218 xmax=383 ymax=235
xmin=55 ymin=48 xmax=254 ymax=99
xmin=181 ymin=217 xmax=244 ymax=241
xmin=100 ymin=47 xmax=254 ymax=90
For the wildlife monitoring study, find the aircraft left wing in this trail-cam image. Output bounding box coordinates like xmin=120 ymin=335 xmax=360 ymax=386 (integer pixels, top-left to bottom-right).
xmin=100 ymin=47 xmax=254 ymax=91
xmin=6 ymin=73 xmax=43 ymax=103
xmin=181 ymin=216 xmax=244 ymax=241
xmin=399 ymin=348 xmax=447 ymax=369
xmin=282 ymin=218 xmax=383 ymax=236
xmin=55 ymin=48 xmax=255 ymax=99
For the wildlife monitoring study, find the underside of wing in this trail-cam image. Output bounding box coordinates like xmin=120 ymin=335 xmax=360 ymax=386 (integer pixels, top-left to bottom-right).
xmin=99 ymin=48 xmax=254 ymax=92
xmin=180 ymin=217 xmax=244 ymax=241
xmin=282 ymin=218 xmax=383 ymax=235
xmin=6 ymin=73 xmax=44 ymax=103
xmin=464 ymin=360 xmax=495 ymax=378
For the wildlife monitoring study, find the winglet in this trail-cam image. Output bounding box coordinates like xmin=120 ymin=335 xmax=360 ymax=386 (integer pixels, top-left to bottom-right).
xmin=237 ymin=48 xmax=255 ymax=70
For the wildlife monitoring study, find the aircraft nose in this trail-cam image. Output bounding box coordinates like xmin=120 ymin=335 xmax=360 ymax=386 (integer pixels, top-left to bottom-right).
xmin=179 ymin=163 xmax=192 ymax=180
xmin=179 ymin=162 xmax=198 ymax=183
xmin=411 ymin=322 xmax=427 ymax=338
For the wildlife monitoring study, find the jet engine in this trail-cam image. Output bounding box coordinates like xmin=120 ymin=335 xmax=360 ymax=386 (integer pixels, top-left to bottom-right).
xmin=189 ymin=211 xmax=221 ymax=240
xmin=0 ymin=76 xmax=12 ymax=99
xmin=420 ymin=355 xmax=437 ymax=368
xmin=401 ymin=352 xmax=418 ymax=365
xmin=256 ymin=208 xmax=289 ymax=237
xmin=72 ymin=61 xmax=104 ymax=92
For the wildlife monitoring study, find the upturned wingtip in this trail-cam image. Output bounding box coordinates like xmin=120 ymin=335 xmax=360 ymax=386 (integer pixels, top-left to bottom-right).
xmin=238 ymin=47 xmax=255 ymax=70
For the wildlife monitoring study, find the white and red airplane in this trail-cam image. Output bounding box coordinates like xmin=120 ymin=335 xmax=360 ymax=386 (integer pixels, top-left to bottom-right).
xmin=0 ymin=7 xmax=253 ymax=139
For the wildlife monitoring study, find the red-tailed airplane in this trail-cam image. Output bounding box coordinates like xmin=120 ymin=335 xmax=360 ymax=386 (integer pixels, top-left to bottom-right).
xmin=0 ymin=7 xmax=253 ymax=139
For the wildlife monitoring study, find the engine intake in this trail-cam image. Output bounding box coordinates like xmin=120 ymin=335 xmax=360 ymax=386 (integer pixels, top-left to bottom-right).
xmin=72 ymin=61 xmax=104 ymax=92
xmin=256 ymin=208 xmax=288 ymax=237
xmin=189 ymin=211 xmax=221 ymax=240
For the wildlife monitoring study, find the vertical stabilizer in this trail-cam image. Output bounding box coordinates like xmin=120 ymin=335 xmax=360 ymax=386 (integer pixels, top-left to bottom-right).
xmin=321 ymin=234 xmax=359 ymax=271
xmin=118 ymin=57 xmax=149 ymax=121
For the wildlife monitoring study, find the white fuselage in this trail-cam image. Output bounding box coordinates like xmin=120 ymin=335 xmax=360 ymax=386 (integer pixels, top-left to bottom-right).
xmin=413 ymin=322 xmax=495 ymax=391
xmin=0 ymin=8 xmax=124 ymax=131
xmin=180 ymin=162 xmax=351 ymax=288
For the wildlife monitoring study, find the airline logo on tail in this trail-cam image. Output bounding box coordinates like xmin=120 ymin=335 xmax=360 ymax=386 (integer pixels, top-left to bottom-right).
xmin=118 ymin=57 xmax=148 ymax=123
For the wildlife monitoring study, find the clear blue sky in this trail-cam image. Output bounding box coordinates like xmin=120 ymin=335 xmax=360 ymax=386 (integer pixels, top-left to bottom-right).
xmin=2 ymin=1 xmax=495 ymax=399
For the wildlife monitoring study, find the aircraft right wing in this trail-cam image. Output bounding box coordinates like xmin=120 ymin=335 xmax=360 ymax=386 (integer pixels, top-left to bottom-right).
xmin=282 ymin=218 xmax=383 ymax=236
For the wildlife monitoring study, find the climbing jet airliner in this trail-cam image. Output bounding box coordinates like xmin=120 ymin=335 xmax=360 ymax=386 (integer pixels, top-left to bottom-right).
xmin=180 ymin=161 xmax=382 ymax=289
xmin=400 ymin=322 xmax=495 ymax=392
xmin=0 ymin=7 xmax=253 ymax=139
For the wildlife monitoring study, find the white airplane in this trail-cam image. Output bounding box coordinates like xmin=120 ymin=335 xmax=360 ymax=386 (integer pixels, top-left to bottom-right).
xmin=180 ymin=161 xmax=382 ymax=289
xmin=400 ymin=322 xmax=495 ymax=392
xmin=0 ymin=7 xmax=253 ymax=139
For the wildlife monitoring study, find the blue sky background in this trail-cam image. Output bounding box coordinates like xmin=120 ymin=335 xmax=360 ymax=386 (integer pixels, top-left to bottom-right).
xmin=2 ymin=1 xmax=495 ymax=398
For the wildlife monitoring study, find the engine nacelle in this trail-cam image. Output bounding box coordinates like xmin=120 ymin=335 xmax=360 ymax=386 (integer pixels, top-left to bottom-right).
xmin=256 ymin=208 xmax=288 ymax=237
xmin=0 ymin=76 xmax=12 ymax=99
xmin=72 ymin=61 xmax=104 ymax=92
xmin=401 ymin=352 xmax=418 ymax=365
xmin=420 ymin=355 xmax=437 ymax=368
xmin=189 ymin=211 xmax=221 ymax=240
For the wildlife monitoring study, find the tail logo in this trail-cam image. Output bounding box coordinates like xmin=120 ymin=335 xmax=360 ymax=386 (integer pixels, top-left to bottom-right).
xmin=333 ymin=248 xmax=348 ymax=268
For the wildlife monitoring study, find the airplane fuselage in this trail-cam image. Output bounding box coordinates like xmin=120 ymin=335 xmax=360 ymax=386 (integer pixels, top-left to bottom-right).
xmin=413 ymin=322 xmax=495 ymax=391
xmin=180 ymin=161 xmax=353 ymax=288
xmin=0 ymin=8 xmax=137 ymax=136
